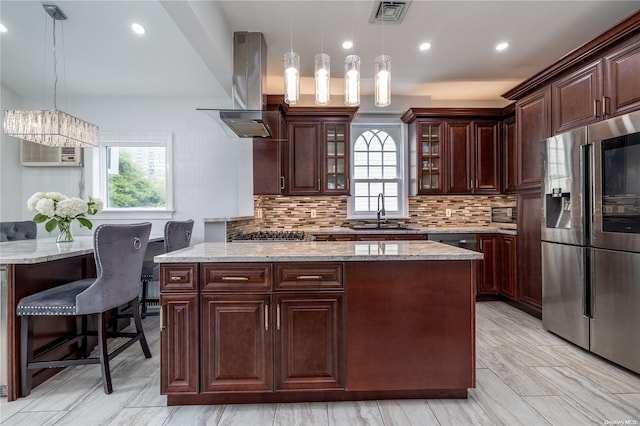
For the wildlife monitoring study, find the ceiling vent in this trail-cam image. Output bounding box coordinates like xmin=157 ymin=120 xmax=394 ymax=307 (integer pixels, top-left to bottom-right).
xmin=369 ymin=1 xmax=412 ymax=24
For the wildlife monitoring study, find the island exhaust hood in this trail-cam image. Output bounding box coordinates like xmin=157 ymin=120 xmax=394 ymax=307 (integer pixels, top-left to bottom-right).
xmin=197 ymin=32 xmax=285 ymax=140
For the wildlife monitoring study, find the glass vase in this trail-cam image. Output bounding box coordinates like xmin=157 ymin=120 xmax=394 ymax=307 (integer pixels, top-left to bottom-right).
xmin=56 ymin=220 xmax=74 ymax=243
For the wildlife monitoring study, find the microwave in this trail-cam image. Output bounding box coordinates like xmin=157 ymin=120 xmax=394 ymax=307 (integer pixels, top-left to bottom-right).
xmin=491 ymin=207 xmax=516 ymax=224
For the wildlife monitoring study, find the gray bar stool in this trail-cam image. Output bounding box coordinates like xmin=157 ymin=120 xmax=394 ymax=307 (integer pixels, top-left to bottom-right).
xmin=0 ymin=221 xmax=37 ymax=241
xmin=16 ymin=222 xmax=152 ymax=396
xmin=140 ymin=219 xmax=194 ymax=317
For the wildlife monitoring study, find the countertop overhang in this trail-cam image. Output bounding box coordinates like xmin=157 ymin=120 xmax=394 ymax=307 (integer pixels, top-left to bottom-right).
xmin=155 ymin=240 xmax=483 ymax=263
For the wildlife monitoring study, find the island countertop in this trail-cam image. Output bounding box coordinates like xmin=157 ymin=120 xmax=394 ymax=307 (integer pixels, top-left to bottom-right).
xmin=154 ymin=240 xmax=483 ymax=263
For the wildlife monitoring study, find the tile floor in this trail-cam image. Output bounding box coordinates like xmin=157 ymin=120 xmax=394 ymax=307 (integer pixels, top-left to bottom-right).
xmin=1 ymin=301 xmax=639 ymax=425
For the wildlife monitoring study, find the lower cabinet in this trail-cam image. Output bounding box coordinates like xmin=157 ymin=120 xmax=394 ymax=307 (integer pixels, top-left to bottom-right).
xmin=476 ymin=234 xmax=517 ymax=300
xmin=275 ymin=293 xmax=344 ymax=390
xmin=160 ymin=293 xmax=199 ymax=394
xmin=200 ymin=294 xmax=272 ymax=392
xmin=313 ymin=233 xmax=426 ymax=241
xmin=162 ymin=262 xmax=345 ymax=397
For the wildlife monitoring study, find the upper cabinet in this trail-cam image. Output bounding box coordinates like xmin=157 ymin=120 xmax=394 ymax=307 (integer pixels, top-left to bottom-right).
xmin=515 ymin=86 xmax=552 ymax=189
xmin=253 ymin=103 xmax=357 ymax=196
xmin=552 ymin=37 xmax=640 ymax=134
xmin=502 ymin=110 xmax=517 ymax=194
xmin=284 ymin=107 xmax=357 ymax=196
xmin=603 ymin=37 xmax=640 ymax=117
xmin=402 ymin=109 xmax=503 ymax=195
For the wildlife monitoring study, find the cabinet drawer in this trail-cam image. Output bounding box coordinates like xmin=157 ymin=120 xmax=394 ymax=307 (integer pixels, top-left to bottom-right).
xmin=275 ymin=262 xmax=344 ymax=290
xmin=202 ymin=263 xmax=272 ymax=292
xmin=160 ymin=264 xmax=198 ymax=292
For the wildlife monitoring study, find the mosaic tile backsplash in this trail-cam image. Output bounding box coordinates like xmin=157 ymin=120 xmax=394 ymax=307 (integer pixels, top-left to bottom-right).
xmin=227 ymin=194 xmax=516 ymax=238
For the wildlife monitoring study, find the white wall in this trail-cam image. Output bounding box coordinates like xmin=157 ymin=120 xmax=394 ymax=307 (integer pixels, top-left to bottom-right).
xmin=0 ymin=93 xmax=255 ymax=243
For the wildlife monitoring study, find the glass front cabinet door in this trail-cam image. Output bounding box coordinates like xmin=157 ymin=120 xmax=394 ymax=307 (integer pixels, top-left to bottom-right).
xmin=418 ymin=121 xmax=444 ymax=194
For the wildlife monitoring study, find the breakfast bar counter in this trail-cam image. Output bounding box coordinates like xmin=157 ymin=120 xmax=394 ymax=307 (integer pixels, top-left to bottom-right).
xmin=156 ymin=241 xmax=482 ymax=406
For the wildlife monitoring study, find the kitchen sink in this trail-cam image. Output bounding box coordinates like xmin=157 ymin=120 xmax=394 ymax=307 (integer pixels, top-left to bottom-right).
xmin=350 ymin=224 xmax=420 ymax=231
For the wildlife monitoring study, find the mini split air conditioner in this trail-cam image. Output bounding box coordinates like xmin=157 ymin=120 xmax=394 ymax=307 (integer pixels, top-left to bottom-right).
xmin=20 ymin=140 xmax=83 ymax=167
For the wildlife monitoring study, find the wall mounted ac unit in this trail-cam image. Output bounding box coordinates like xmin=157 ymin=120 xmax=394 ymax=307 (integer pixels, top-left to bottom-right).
xmin=20 ymin=140 xmax=83 ymax=167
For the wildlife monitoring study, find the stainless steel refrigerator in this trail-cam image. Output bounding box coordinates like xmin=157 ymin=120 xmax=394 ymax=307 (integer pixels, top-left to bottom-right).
xmin=542 ymin=111 xmax=640 ymax=374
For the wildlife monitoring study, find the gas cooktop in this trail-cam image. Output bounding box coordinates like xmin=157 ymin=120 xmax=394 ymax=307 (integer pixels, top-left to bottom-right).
xmin=232 ymin=231 xmax=309 ymax=242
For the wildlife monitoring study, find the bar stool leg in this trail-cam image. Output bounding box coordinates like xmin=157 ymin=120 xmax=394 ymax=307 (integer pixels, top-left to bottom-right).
xmin=131 ymin=297 xmax=152 ymax=358
xmin=97 ymin=312 xmax=113 ymax=394
xmin=20 ymin=316 xmax=34 ymax=397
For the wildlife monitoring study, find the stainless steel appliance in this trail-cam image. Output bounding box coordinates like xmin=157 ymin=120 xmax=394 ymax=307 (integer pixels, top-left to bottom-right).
xmin=542 ymin=110 xmax=640 ymax=374
xmin=428 ymin=233 xmax=478 ymax=252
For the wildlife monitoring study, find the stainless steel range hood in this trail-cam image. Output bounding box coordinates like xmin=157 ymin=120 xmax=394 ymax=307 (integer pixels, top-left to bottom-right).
xmin=198 ymin=32 xmax=285 ymax=140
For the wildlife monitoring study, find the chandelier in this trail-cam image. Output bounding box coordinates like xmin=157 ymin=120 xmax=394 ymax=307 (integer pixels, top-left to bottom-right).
xmin=3 ymin=4 xmax=99 ymax=148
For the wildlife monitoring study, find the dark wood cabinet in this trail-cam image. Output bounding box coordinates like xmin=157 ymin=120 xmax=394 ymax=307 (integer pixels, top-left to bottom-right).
xmin=517 ymin=189 xmax=542 ymax=317
xmin=477 ymin=234 xmax=499 ymax=295
xmin=287 ymin=119 xmax=322 ymax=195
xmin=515 ymin=86 xmax=551 ymax=189
xmin=274 ymin=293 xmax=344 ymax=390
xmin=502 ymin=114 xmax=517 ymax=194
xmin=284 ymin=107 xmax=357 ymax=196
xmin=476 ymin=234 xmax=517 ymax=300
xmin=445 ymin=120 xmax=501 ymax=194
xmin=313 ymin=233 xmax=426 ymax=241
xmin=552 ymin=38 xmax=640 ymax=134
xmin=200 ymin=294 xmax=272 ymax=392
xmin=403 ymin=109 xmax=502 ymax=195
xmin=552 ymin=60 xmax=603 ymax=134
xmin=604 ymin=37 xmax=640 ymax=118
xmin=500 ymin=235 xmax=517 ymax=300
xmin=160 ymin=293 xmax=199 ymax=394
xmin=253 ymin=139 xmax=284 ymax=195
xmin=415 ymin=121 xmax=445 ymax=194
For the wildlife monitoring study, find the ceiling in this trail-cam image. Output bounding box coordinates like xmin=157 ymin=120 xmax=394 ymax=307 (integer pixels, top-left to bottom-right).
xmin=1 ymin=1 xmax=639 ymax=108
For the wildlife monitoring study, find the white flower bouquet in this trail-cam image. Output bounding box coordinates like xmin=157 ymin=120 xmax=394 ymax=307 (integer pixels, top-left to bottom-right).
xmin=27 ymin=192 xmax=103 ymax=242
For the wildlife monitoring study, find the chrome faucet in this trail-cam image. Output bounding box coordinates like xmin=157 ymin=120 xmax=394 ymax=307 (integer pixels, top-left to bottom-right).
xmin=376 ymin=193 xmax=386 ymax=227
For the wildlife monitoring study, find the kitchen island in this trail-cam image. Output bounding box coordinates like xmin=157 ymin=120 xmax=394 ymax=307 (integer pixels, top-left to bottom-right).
xmin=155 ymin=240 xmax=482 ymax=405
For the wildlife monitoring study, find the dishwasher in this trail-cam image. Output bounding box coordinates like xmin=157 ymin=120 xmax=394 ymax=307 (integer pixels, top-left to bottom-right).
xmin=427 ymin=233 xmax=478 ymax=251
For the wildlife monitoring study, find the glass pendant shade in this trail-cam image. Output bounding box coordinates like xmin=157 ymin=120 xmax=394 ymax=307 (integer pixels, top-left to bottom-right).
xmin=284 ymin=51 xmax=300 ymax=105
xmin=314 ymin=53 xmax=330 ymax=105
xmin=374 ymin=55 xmax=391 ymax=107
xmin=344 ymin=55 xmax=360 ymax=106
xmin=3 ymin=110 xmax=99 ymax=147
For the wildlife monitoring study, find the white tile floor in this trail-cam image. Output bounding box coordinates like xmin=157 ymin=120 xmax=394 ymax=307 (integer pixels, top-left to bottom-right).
xmin=2 ymin=301 xmax=639 ymax=425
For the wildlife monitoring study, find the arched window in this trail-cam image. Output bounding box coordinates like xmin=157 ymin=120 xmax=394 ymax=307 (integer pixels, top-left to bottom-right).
xmin=350 ymin=124 xmax=406 ymax=218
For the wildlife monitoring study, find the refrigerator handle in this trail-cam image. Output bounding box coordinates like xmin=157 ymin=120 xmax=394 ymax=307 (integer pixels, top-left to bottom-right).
xmin=584 ymin=248 xmax=593 ymax=318
xmin=580 ymin=143 xmax=593 ymax=246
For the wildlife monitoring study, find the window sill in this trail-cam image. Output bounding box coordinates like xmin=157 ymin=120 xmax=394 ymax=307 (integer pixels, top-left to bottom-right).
xmin=97 ymin=209 xmax=174 ymax=221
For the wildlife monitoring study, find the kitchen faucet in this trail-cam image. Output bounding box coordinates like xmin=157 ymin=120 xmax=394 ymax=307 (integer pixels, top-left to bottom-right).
xmin=377 ymin=193 xmax=386 ymax=227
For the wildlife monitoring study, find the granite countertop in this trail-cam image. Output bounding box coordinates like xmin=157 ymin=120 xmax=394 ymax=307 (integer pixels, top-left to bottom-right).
xmin=0 ymin=235 xmax=164 ymax=265
xmin=308 ymin=225 xmax=517 ymax=236
xmin=155 ymin=240 xmax=484 ymax=263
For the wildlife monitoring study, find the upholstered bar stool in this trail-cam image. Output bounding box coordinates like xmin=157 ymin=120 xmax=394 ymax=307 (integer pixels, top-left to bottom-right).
xmin=140 ymin=219 xmax=194 ymax=317
xmin=16 ymin=222 xmax=152 ymax=396
xmin=0 ymin=221 xmax=37 ymax=241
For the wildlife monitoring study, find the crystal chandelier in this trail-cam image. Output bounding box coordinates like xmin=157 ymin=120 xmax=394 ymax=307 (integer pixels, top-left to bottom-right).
xmin=3 ymin=4 xmax=99 ymax=148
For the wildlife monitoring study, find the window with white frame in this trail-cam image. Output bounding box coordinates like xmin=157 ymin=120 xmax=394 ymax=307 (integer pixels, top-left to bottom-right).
xmin=93 ymin=132 xmax=173 ymax=218
xmin=349 ymin=123 xmax=407 ymax=219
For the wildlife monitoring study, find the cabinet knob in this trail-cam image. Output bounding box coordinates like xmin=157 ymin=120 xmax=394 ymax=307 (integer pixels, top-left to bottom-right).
xmin=170 ymin=276 xmax=182 ymax=281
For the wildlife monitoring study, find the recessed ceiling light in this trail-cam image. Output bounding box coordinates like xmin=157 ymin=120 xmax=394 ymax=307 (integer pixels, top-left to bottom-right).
xmin=342 ymin=40 xmax=353 ymax=50
xmin=131 ymin=22 xmax=146 ymax=35
xmin=419 ymin=42 xmax=432 ymax=52
xmin=495 ymin=42 xmax=509 ymax=51
xmin=0 ymin=24 xmax=8 ymax=33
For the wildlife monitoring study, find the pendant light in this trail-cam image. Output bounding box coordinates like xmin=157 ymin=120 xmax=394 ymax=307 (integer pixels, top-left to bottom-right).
xmin=344 ymin=1 xmax=360 ymax=106
xmin=3 ymin=4 xmax=99 ymax=147
xmin=284 ymin=5 xmax=299 ymax=105
xmin=374 ymin=12 xmax=391 ymax=107
xmin=344 ymin=54 xmax=360 ymax=106
xmin=314 ymin=1 xmax=330 ymax=105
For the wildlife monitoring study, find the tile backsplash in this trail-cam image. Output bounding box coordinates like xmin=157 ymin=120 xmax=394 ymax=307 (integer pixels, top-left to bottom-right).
xmin=227 ymin=194 xmax=516 ymax=238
